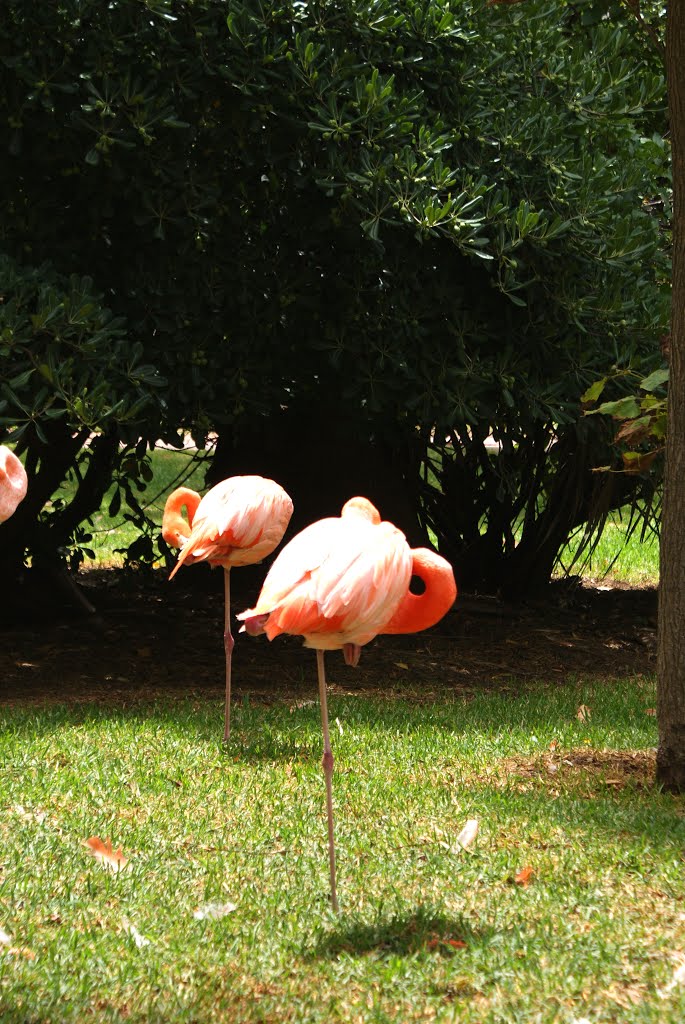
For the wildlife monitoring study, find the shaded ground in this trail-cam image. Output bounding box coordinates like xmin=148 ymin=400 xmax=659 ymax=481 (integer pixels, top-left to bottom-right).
xmin=0 ymin=567 xmax=658 ymax=707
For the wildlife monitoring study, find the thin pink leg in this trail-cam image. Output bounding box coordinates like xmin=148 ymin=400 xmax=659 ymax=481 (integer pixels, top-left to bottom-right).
xmin=316 ymin=649 xmax=339 ymax=913
xmin=223 ymin=568 xmax=234 ymax=742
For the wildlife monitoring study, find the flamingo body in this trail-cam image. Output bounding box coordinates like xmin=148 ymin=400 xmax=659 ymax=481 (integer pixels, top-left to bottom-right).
xmin=238 ymin=496 xmax=457 ymax=911
xmin=243 ymin=510 xmax=413 ymax=651
xmin=166 ymin=475 xmax=293 ymax=576
xmin=0 ymin=446 xmax=28 ymax=524
xmin=162 ymin=475 xmax=293 ymax=739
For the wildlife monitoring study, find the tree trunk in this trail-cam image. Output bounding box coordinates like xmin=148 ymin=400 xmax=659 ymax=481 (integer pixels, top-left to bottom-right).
xmin=657 ymin=0 xmax=685 ymax=790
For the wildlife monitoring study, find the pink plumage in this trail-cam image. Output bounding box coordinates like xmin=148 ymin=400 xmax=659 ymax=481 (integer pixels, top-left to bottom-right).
xmin=0 ymin=445 xmax=27 ymax=524
xmin=238 ymin=496 xmax=457 ymax=912
xmin=162 ymin=474 xmax=293 ymax=741
xmin=168 ymin=475 xmax=293 ymax=576
xmin=239 ymin=505 xmax=412 ymax=651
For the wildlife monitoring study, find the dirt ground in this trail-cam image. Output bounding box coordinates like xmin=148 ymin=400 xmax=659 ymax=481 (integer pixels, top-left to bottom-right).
xmin=0 ymin=567 xmax=658 ymax=707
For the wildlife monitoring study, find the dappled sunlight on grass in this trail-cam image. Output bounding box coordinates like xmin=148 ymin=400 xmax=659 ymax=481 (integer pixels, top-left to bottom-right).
xmin=557 ymin=511 xmax=659 ymax=587
xmin=2 ymin=678 xmax=684 ymax=1023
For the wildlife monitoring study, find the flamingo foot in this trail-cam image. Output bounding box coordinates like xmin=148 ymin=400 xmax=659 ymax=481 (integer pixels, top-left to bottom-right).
xmin=240 ymin=613 xmax=270 ymax=636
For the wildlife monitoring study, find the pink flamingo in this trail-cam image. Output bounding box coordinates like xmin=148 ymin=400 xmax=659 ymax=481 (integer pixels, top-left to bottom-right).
xmin=0 ymin=445 xmax=28 ymax=524
xmin=162 ymin=476 xmax=293 ymax=740
xmin=238 ymin=496 xmax=457 ymax=911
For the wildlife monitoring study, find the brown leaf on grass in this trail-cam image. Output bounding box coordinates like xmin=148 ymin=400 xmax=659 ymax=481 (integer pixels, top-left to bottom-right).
xmin=426 ymin=933 xmax=468 ymax=951
xmin=576 ymin=704 xmax=592 ymax=723
xmin=514 ymin=866 xmax=534 ymax=886
xmin=645 ymin=708 xmax=657 ymax=716
xmin=0 ymin=933 xmax=35 ymax=959
xmin=4 ymin=945 xmax=36 ymax=959
xmin=84 ymin=836 xmax=129 ymax=873
xmin=455 ymin=819 xmax=479 ymax=850
xmin=549 ymin=739 xmax=558 ymax=751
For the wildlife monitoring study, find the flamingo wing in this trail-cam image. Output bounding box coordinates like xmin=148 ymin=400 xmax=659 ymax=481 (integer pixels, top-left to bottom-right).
xmin=171 ymin=476 xmax=292 ymax=574
xmin=240 ymin=516 xmax=412 ymax=645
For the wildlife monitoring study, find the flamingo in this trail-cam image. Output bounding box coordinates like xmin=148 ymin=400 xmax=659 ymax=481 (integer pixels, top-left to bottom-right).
xmin=162 ymin=475 xmax=293 ymax=740
xmin=0 ymin=445 xmax=28 ymax=523
xmin=237 ymin=496 xmax=457 ymax=912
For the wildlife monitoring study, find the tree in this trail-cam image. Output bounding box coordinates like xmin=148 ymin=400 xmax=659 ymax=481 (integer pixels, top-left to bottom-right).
xmin=0 ymin=256 xmax=164 ymax=600
xmin=657 ymin=0 xmax=685 ymax=790
xmin=0 ymin=0 xmax=669 ymax=594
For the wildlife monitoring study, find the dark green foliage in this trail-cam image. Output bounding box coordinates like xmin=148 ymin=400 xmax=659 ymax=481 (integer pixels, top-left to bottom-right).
xmin=0 ymin=0 xmax=670 ymax=591
xmin=0 ymin=255 xmax=164 ymax=574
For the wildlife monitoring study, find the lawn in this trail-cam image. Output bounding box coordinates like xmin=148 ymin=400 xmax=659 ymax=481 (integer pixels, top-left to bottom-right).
xmin=4 ymin=448 xmax=667 ymax=1021
xmin=2 ymin=677 xmax=684 ymax=1023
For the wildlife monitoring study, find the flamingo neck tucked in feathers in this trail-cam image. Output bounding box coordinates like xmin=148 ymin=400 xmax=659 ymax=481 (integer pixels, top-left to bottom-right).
xmin=161 ymin=487 xmax=202 ymax=549
xmin=381 ymin=548 xmax=457 ymax=635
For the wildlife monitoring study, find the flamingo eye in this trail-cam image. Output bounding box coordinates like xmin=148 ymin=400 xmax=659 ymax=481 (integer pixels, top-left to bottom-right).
xmin=409 ymin=575 xmax=426 ymax=595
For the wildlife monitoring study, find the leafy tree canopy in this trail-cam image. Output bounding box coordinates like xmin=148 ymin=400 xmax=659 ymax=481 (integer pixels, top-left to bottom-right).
xmin=0 ymin=0 xmax=670 ymax=592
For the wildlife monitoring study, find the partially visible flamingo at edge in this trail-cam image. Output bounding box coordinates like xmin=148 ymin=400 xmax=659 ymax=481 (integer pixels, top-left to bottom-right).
xmin=237 ymin=495 xmax=457 ymax=912
xmin=0 ymin=445 xmax=28 ymax=524
xmin=162 ymin=475 xmax=293 ymax=740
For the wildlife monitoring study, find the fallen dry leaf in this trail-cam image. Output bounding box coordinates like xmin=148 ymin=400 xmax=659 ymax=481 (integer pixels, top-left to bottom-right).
xmin=426 ymin=934 xmax=467 ymax=951
xmin=576 ymin=704 xmax=592 ymax=723
xmin=549 ymin=739 xmax=558 ymax=751
xmin=645 ymin=708 xmax=657 ymax=716
xmin=394 ymin=662 xmax=409 ymax=670
xmin=455 ymin=819 xmax=479 ymax=851
xmin=658 ymin=959 xmax=685 ymax=999
xmin=0 ymin=931 xmax=35 ymax=960
xmin=84 ymin=836 xmax=129 ymax=873
xmin=514 ymin=866 xmax=534 ymax=887
xmin=122 ymin=917 xmax=150 ymax=948
xmin=14 ymin=804 xmax=47 ymax=825
xmin=5 ymin=946 xmax=36 ymax=959
xmin=193 ymin=901 xmax=237 ymax=921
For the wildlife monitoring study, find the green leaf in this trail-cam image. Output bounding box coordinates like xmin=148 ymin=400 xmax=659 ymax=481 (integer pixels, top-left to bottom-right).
xmin=580 ymin=378 xmax=607 ymax=404
xmin=593 ymin=397 xmax=641 ymax=419
xmin=639 ymin=368 xmax=669 ymax=391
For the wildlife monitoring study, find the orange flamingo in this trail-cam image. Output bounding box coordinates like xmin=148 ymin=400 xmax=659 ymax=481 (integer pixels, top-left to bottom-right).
xmin=0 ymin=445 xmax=28 ymax=524
xmin=238 ymin=496 xmax=456 ymax=911
xmin=162 ymin=476 xmax=293 ymax=740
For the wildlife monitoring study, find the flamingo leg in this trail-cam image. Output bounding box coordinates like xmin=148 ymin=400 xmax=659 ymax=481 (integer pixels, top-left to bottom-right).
xmin=316 ymin=648 xmax=339 ymax=913
xmin=223 ymin=568 xmax=234 ymax=742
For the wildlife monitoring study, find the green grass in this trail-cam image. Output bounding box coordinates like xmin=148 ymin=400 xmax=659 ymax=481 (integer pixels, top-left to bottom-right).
xmin=1 ymin=677 xmax=684 ymax=1023
xmin=558 ymin=513 xmax=660 ymax=587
